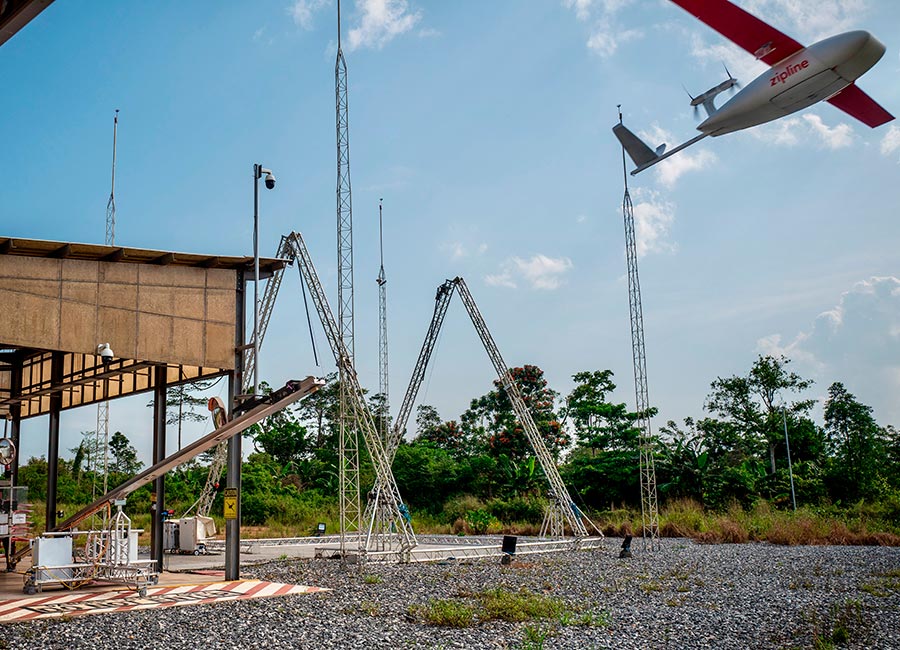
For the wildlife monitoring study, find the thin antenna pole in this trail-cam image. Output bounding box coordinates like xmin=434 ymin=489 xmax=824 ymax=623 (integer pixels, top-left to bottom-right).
xmin=337 ymin=0 xmax=341 ymax=51
xmin=378 ymin=198 xmax=384 ymax=268
xmin=618 ymin=104 xmax=628 ymax=194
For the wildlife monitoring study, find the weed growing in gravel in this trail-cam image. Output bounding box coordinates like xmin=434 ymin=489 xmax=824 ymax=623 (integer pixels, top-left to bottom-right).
xmin=811 ymin=598 xmax=864 ymax=649
xmin=519 ymin=625 xmax=551 ymax=649
xmin=557 ymin=609 xmax=610 ymax=627
xmin=859 ymin=567 xmax=900 ymax=597
xmin=359 ymin=601 xmax=380 ymax=616
xmin=640 ymin=581 xmax=663 ymax=593
xmin=477 ymin=588 xmax=566 ymax=622
xmin=411 ymin=588 xmax=599 ymax=630
xmin=411 ymin=599 xmax=476 ymax=627
xmin=363 ymin=574 xmax=382 ymax=585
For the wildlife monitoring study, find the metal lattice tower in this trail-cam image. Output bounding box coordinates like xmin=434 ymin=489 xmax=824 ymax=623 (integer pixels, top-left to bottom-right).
xmin=367 ymin=277 xmax=601 ymax=540
xmin=286 ymin=232 xmax=415 ymax=559
xmin=454 ymin=278 xmax=592 ymax=538
xmin=94 ymin=108 xmax=118 ymax=510
xmin=335 ymin=0 xmax=362 ymax=555
xmin=377 ymin=199 xmax=389 ymax=443
xmin=619 ymin=108 xmax=660 ymax=549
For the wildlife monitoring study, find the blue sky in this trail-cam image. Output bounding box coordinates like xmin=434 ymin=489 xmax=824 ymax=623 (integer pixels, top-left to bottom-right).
xmin=3 ymin=0 xmax=899 ymax=464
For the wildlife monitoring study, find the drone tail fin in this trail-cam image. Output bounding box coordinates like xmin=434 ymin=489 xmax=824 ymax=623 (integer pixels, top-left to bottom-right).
xmin=612 ymin=123 xmax=659 ymax=168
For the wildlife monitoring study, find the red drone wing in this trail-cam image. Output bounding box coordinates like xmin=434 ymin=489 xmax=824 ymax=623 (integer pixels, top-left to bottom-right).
xmin=669 ymin=0 xmax=805 ymax=66
xmin=826 ymin=84 xmax=894 ymax=127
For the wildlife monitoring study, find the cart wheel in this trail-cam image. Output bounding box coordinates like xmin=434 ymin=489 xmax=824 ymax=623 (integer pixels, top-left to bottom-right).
xmin=193 ymin=549 xmax=200 ymax=556
xmin=138 ymin=586 xmax=148 ymax=598
xmin=24 ymin=583 xmax=36 ymax=596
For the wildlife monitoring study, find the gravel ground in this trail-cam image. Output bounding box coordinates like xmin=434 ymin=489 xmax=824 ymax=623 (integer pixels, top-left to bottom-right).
xmin=3 ymin=538 xmax=899 ymax=649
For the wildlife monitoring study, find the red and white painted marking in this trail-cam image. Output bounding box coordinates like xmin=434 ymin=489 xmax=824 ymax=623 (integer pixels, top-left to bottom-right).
xmin=0 ymin=580 xmax=326 ymax=622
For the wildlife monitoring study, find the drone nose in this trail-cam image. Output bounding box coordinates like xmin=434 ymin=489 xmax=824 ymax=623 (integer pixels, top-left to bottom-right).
xmin=831 ymin=31 xmax=886 ymax=82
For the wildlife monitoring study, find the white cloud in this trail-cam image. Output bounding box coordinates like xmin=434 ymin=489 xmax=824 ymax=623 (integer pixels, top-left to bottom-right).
xmin=485 ymin=254 xmax=574 ymax=290
xmin=752 ymin=117 xmax=802 ymax=146
xmin=484 ymin=270 xmax=517 ymax=289
xmin=741 ymin=0 xmax=867 ymax=43
xmin=630 ymin=189 xmax=677 ymax=258
xmin=586 ymin=20 xmax=642 ymax=58
xmin=346 ymin=0 xmax=421 ymax=51
xmin=564 ymin=0 xmax=641 ymax=56
xmin=758 ymin=276 xmax=900 ymax=423
xmin=638 ymin=124 xmax=717 ymax=188
xmin=801 ymin=114 xmax=853 ymax=149
xmin=442 ymin=240 xmax=487 ymax=261
xmin=748 ymin=113 xmax=854 ymax=149
xmin=289 ymin=0 xmax=330 ymax=30
xmin=688 ymin=31 xmax=767 ymax=84
xmin=880 ymin=125 xmax=900 ymax=157
xmin=563 ymin=0 xmax=594 ymax=22
xmin=656 ymin=149 xmax=717 ymax=188
xmin=417 ymin=27 xmax=440 ymax=39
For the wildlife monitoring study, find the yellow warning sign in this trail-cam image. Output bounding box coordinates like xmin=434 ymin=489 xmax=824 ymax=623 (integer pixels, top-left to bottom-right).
xmin=223 ymin=487 xmax=238 ymax=520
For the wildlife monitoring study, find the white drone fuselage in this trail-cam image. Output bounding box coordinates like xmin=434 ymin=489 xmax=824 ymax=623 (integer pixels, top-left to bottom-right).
xmin=698 ymin=30 xmax=885 ymax=136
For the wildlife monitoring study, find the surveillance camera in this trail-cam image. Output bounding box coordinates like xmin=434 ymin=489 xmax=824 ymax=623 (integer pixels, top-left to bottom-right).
xmin=97 ymin=342 xmax=114 ymax=366
xmin=264 ymin=172 xmax=276 ymax=190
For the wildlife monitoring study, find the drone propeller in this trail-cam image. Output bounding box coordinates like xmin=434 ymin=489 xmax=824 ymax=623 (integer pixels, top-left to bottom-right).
xmin=682 ymin=85 xmax=701 ymax=119
xmin=722 ymin=63 xmax=741 ymax=91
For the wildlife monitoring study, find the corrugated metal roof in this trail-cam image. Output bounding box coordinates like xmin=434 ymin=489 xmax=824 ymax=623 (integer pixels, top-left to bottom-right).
xmin=0 ymin=236 xmax=287 ymax=273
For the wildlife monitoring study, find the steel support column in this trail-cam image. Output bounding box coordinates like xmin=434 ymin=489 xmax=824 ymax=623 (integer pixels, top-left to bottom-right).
xmin=151 ymin=364 xmax=167 ymax=569
xmin=46 ymin=352 xmax=64 ymax=531
xmin=225 ymin=269 xmax=246 ymax=581
xmin=9 ymin=355 xmax=21 ymax=488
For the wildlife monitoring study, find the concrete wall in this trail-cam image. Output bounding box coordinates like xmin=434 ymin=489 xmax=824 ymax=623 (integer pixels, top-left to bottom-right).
xmin=0 ymin=256 xmax=236 ymax=369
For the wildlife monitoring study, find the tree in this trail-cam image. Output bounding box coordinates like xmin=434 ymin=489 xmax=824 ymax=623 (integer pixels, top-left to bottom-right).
xmin=461 ymin=365 xmax=568 ymax=461
xmin=705 ymin=355 xmax=814 ymax=476
xmin=109 ymin=431 xmax=142 ymax=475
xmin=824 ymin=382 xmax=883 ymax=501
xmin=295 ymin=372 xmax=340 ymax=449
xmin=657 ymin=417 xmax=764 ymax=508
xmin=417 ymin=420 xmax=470 ymax=458
xmin=239 ymin=381 xmax=315 ymax=472
xmin=415 ymin=404 xmax=442 ymax=438
xmin=564 ymin=370 xmax=646 ymax=454
xmin=147 ymin=378 xmax=219 ymax=450
xmin=369 ymin=392 xmax=391 ymax=441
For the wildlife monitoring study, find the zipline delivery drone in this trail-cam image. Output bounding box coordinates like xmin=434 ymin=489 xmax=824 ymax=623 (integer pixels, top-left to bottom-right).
xmin=614 ymin=0 xmax=894 ymax=175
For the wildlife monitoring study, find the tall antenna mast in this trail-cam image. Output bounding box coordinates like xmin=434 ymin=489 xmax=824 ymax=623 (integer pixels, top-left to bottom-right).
xmin=377 ymin=198 xmax=389 ymax=444
xmin=618 ymin=105 xmax=660 ymax=549
xmin=95 ymin=108 xmax=118 ymax=513
xmin=335 ymin=0 xmax=362 ymax=556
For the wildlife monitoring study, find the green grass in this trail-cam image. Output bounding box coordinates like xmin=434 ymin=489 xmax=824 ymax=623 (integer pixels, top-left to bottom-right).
xmin=411 ymin=599 xmax=475 ymax=628
xmin=477 ymin=588 xmax=566 ymax=622
xmin=410 ymin=588 xmax=605 ymax=630
xmin=812 ymin=599 xmax=863 ymax=649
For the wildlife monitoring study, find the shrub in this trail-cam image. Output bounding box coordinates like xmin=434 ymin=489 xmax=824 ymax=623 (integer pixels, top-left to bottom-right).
xmin=465 ymin=509 xmax=497 ymax=535
xmin=442 ymin=495 xmax=484 ymax=524
xmin=486 ymin=496 xmax=545 ymax=524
